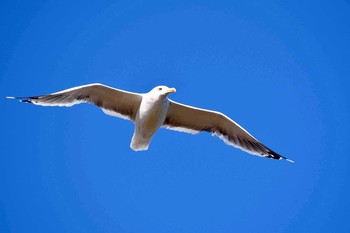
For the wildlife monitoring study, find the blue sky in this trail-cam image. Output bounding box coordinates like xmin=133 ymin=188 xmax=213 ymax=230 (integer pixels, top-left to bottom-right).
xmin=1 ymin=0 xmax=350 ymax=232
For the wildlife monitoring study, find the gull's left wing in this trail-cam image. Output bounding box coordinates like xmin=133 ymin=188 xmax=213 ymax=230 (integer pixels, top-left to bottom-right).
xmin=163 ymin=100 xmax=293 ymax=162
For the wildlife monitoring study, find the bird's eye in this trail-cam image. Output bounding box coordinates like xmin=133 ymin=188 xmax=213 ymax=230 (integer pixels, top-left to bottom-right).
xmin=158 ymin=87 xmax=163 ymax=91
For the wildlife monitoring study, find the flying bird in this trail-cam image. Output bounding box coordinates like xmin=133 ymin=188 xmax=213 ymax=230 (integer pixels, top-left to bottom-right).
xmin=7 ymin=83 xmax=293 ymax=162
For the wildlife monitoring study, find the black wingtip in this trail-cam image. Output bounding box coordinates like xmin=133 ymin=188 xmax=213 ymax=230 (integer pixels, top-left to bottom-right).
xmin=267 ymin=149 xmax=295 ymax=163
xmin=20 ymin=99 xmax=33 ymax=103
xmin=6 ymin=96 xmax=38 ymax=104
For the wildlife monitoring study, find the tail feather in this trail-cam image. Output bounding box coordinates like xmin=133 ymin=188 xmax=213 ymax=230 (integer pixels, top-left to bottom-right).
xmin=130 ymin=133 xmax=151 ymax=151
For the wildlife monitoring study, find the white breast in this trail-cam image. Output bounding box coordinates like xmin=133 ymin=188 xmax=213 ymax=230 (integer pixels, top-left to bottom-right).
xmin=130 ymin=96 xmax=170 ymax=151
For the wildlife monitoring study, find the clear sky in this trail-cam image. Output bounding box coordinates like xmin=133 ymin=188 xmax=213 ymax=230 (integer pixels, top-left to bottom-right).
xmin=1 ymin=0 xmax=350 ymax=232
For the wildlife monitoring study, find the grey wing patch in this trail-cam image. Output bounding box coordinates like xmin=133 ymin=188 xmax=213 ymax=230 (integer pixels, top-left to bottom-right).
xmin=101 ymin=108 xmax=131 ymax=120
xmin=162 ymin=111 xmax=208 ymax=134
xmin=8 ymin=83 xmax=143 ymax=121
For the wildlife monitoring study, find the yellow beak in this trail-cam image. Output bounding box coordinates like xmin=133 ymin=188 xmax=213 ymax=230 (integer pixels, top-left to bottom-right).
xmin=167 ymin=87 xmax=176 ymax=93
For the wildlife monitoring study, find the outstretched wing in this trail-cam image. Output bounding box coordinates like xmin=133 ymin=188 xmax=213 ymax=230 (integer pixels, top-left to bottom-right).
xmin=8 ymin=83 xmax=143 ymax=121
xmin=163 ymin=100 xmax=293 ymax=162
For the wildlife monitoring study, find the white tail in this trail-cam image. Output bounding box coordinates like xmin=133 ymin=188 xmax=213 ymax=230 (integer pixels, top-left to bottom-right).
xmin=130 ymin=133 xmax=151 ymax=151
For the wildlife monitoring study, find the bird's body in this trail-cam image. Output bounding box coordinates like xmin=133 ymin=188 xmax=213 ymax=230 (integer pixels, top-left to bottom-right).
xmin=7 ymin=83 xmax=293 ymax=162
xmin=132 ymin=86 xmax=172 ymax=150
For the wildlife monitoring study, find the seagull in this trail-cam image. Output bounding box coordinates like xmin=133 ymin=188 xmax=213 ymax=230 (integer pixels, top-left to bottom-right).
xmin=7 ymin=83 xmax=293 ymax=162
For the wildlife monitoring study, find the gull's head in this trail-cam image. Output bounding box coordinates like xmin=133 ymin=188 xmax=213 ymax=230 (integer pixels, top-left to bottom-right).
xmin=149 ymin=85 xmax=176 ymax=97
